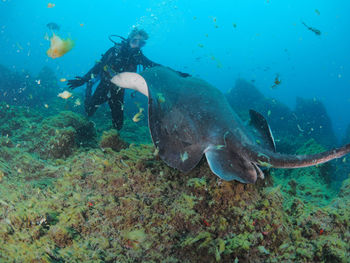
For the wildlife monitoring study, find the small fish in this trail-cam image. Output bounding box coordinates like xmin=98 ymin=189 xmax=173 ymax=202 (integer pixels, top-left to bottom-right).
xmin=301 ymin=21 xmax=321 ymax=36
xmin=315 ymin=9 xmax=320 ymax=15
xmin=258 ymin=160 xmax=272 ymax=168
xmin=74 ymin=98 xmax=81 ymax=106
xmin=59 ymin=78 xmax=67 ymax=82
xmin=271 ymin=74 xmax=281 ymax=89
xmin=47 ymin=3 xmax=55 ymax=8
xmin=156 ymin=93 xmax=165 ymax=103
xmin=297 ymin=124 xmax=304 ymax=132
xmin=57 ymin=91 xmax=72 ymax=99
xmin=44 ymin=104 xmax=49 ymax=108
xmin=132 ymin=108 xmax=144 ymax=122
xmin=16 ymin=42 xmax=23 ymax=50
xmin=232 ymin=23 xmax=237 ymax=28
xmin=35 ymin=79 xmax=41 ymax=85
xmin=79 ymin=23 xmax=84 ymax=27
xmin=180 ymin=152 xmax=188 ymax=162
xmin=46 ymin=22 xmax=60 ymax=31
xmin=215 ymin=145 xmax=225 ymax=150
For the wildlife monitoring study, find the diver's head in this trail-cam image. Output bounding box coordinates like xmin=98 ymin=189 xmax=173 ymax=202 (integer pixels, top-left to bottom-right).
xmin=127 ymin=28 xmax=148 ymax=49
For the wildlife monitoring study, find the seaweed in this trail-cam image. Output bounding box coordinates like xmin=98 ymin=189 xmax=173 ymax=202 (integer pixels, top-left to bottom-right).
xmin=0 ymin=100 xmax=349 ymax=262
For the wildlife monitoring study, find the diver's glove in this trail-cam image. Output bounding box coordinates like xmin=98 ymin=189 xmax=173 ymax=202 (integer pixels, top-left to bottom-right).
xmin=67 ymin=76 xmax=86 ymax=89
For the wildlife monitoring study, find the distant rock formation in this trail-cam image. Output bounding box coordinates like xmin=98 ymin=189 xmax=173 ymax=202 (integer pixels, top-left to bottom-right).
xmin=294 ymin=97 xmax=337 ymax=148
xmin=225 ymin=78 xmax=337 ymax=152
xmin=0 ymin=64 xmax=58 ymax=107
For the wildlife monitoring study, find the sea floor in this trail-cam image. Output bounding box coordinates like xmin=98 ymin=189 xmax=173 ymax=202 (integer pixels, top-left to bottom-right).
xmin=0 ymin=102 xmax=349 ymax=262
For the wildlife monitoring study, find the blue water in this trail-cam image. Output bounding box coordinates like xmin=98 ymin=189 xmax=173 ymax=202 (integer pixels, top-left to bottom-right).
xmin=1 ymin=0 xmax=349 ymax=138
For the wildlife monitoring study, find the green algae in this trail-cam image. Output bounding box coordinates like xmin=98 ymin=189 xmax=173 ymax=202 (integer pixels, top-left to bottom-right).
xmin=0 ymin=105 xmax=349 ymax=262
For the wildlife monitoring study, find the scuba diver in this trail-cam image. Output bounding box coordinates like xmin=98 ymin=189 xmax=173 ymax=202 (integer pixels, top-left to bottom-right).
xmin=68 ymin=28 xmax=188 ymax=130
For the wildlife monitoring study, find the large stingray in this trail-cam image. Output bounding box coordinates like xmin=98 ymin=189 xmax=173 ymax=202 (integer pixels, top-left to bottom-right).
xmin=111 ymin=66 xmax=350 ymax=183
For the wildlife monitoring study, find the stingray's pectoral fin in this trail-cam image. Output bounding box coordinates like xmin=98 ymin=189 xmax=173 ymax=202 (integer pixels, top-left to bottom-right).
xmin=111 ymin=72 xmax=149 ymax=97
xmin=159 ymin=142 xmax=204 ymax=173
xmin=205 ymin=146 xmax=262 ymax=183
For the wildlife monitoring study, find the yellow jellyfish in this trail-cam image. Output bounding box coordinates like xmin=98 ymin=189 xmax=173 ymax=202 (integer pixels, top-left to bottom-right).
xmin=46 ymin=33 xmax=74 ymax=59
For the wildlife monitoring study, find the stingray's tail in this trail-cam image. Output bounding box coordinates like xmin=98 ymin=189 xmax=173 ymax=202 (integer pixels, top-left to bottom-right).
xmin=254 ymin=143 xmax=350 ymax=169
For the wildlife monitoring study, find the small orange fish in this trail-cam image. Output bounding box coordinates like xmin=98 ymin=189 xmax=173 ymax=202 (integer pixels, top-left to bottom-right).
xmin=59 ymin=78 xmax=67 ymax=82
xmin=79 ymin=23 xmax=84 ymax=27
xmin=47 ymin=3 xmax=55 ymax=8
xmin=132 ymin=108 xmax=144 ymax=122
xmin=57 ymin=91 xmax=72 ymax=99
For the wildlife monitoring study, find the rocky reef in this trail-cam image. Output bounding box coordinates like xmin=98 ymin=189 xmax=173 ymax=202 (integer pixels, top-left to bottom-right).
xmin=0 ymin=104 xmax=349 ymax=263
xmin=0 ymin=67 xmax=349 ymax=262
xmin=0 ymin=65 xmax=58 ymax=108
xmin=226 ymin=79 xmax=337 ymax=152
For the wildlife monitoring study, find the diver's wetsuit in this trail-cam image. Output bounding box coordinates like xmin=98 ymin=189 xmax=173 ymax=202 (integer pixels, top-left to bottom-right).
xmin=82 ymin=42 xmax=159 ymax=130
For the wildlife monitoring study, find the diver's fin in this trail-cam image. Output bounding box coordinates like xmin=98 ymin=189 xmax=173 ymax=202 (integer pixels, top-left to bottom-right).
xmin=205 ymin=146 xmax=259 ymax=183
xmin=249 ymin=109 xmax=276 ymax=152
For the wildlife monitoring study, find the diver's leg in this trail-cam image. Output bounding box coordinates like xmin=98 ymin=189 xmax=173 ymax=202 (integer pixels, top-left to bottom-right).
xmin=85 ymin=81 xmax=93 ymax=104
xmin=85 ymin=81 xmax=109 ymax=116
xmin=108 ymin=86 xmax=125 ymax=130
